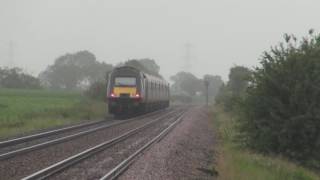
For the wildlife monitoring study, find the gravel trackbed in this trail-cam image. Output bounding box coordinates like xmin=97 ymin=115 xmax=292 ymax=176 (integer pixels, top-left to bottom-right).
xmin=119 ymin=106 xmax=216 ymax=180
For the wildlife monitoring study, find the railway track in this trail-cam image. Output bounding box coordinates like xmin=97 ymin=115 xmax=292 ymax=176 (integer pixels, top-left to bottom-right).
xmin=0 ymin=108 xmax=171 ymax=160
xmin=21 ymin=107 xmax=187 ymax=180
xmin=0 ymin=107 xmax=181 ymax=180
xmin=101 ymin=112 xmax=185 ymax=180
xmin=0 ymin=119 xmax=109 ymax=148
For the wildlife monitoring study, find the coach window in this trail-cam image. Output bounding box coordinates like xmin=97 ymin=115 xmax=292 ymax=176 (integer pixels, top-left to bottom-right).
xmin=166 ymin=86 xmax=169 ymax=96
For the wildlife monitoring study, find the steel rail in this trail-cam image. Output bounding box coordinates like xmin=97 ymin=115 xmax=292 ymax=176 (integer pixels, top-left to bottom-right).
xmin=100 ymin=112 xmax=185 ymax=180
xmin=0 ymin=120 xmax=107 ymax=148
xmin=0 ymin=108 xmax=172 ymax=160
xmin=0 ymin=108 xmax=169 ymax=149
xmin=21 ymin=109 xmax=181 ymax=180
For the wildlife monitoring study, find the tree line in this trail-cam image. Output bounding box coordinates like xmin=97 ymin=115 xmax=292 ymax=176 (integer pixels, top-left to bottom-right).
xmin=170 ymin=71 xmax=223 ymax=103
xmin=0 ymin=67 xmax=41 ymax=89
xmin=216 ymin=30 xmax=320 ymax=168
xmin=0 ymin=50 xmax=223 ymax=103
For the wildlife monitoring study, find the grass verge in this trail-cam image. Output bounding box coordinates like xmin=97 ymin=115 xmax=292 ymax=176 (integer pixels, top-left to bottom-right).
xmin=210 ymin=105 xmax=319 ymax=180
xmin=0 ymin=88 xmax=107 ymax=139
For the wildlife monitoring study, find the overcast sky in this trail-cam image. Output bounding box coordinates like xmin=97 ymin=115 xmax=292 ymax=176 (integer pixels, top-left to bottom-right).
xmin=0 ymin=0 xmax=319 ymax=80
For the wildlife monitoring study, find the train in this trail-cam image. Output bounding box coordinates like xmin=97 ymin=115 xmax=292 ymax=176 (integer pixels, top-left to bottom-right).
xmin=107 ymin=66 xmax=170 ymax=115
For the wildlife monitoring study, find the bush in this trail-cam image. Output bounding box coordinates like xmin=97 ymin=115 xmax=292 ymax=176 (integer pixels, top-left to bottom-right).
xmin=239 ymin=31 xmax=320 ymax=167
xmin=215 ymin=84 xmax=236 ymax=111
xmin=215 ymin=66 xmax=251 ymax=112
xmin=84 ymin=81 xmax=107 ymax=101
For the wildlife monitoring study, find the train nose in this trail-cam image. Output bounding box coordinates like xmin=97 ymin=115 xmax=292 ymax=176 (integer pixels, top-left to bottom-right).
xmin=112 ymin=87 xmax=137 ymax=98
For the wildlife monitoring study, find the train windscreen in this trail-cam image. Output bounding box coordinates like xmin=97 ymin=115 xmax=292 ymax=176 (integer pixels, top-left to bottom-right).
xmin=114 ymin=77 xmax=136 ymax=86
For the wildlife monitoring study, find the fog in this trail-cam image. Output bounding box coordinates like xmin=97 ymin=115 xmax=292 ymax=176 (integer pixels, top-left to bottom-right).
xmin=1 ymin=0 xmax=320 ymax=80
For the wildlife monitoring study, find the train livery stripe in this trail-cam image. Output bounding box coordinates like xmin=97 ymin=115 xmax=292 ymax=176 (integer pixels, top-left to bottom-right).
xmin=113 ymin=87 xmax=137 ymax=96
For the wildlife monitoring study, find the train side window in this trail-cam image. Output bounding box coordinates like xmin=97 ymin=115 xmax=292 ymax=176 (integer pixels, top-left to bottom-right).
xmin=162 ymin=84 xmax=164 ymax=94
xmin=157 ymin=83 xmax=159 ymax=94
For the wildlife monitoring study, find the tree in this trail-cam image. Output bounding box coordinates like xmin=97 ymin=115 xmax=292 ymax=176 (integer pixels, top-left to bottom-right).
xmin=124 ymin=58 xmax=162 ymax=78
xmin=138 ymin=58 xmax=160 ymax=75
xmin=239 ymin=31 xmax=320 ymax=166
xmin=170 ymin=71 xmax=202 ymax=96
xmin=39 ymin=50 xmax=113 ymax=90
xmin=0 ymin=67 xmax=41 ymax=89
xmin=228 ymin=66 xmax=251 ymax=95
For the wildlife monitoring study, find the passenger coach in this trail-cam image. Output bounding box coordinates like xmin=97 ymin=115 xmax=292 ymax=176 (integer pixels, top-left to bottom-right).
xmin=107 ymin=66 xmax=170 ymax=115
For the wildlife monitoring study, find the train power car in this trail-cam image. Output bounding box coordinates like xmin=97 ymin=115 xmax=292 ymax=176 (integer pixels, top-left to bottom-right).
xmin=107 ymin=66 xmax=170 ymax=115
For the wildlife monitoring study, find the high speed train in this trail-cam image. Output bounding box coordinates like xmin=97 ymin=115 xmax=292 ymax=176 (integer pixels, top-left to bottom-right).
xmin=107 ymin=66 xmax=170 ymax=115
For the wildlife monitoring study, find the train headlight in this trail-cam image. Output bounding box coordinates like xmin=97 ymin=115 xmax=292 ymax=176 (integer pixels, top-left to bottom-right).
xmin=110 ymin=93 xmax=117 ymax=98
xmin=131 ymin=93 xmax=141 ymax=99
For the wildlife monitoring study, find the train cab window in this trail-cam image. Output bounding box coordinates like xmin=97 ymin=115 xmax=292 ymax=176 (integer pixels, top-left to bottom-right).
xmin=114 ymin=77 xmax=136 ymax=86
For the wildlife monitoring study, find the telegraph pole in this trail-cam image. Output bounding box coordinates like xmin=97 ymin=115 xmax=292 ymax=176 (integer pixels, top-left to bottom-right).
xmin=204 ymin=79 xmax=209 ymax=106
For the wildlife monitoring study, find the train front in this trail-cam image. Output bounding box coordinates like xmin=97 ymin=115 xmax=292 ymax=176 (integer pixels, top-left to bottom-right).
xmin=107 ymin=67 xmax=142 ymax=115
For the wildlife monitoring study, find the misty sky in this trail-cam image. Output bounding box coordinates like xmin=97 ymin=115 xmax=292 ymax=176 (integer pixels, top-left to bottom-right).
xmin=0 ymin=0 xmax=319 ymax=81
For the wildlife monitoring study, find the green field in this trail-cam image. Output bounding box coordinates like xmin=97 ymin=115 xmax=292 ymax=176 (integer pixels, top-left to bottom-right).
xmin=210 ymin=106 xmax=320 ymax=180
xmin=0 ymin=88 xmax=107 ymax=138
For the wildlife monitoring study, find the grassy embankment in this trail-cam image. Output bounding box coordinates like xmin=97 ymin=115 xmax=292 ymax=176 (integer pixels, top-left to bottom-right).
xmin=0 ymin=88 xmax=107 ymax=139
xmin=211 ymin=106 xmax=319 ymax=180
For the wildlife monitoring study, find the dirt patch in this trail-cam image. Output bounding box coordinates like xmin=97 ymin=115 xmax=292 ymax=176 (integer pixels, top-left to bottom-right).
xmin=119 ymin=106 xmax=217 ymax=180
